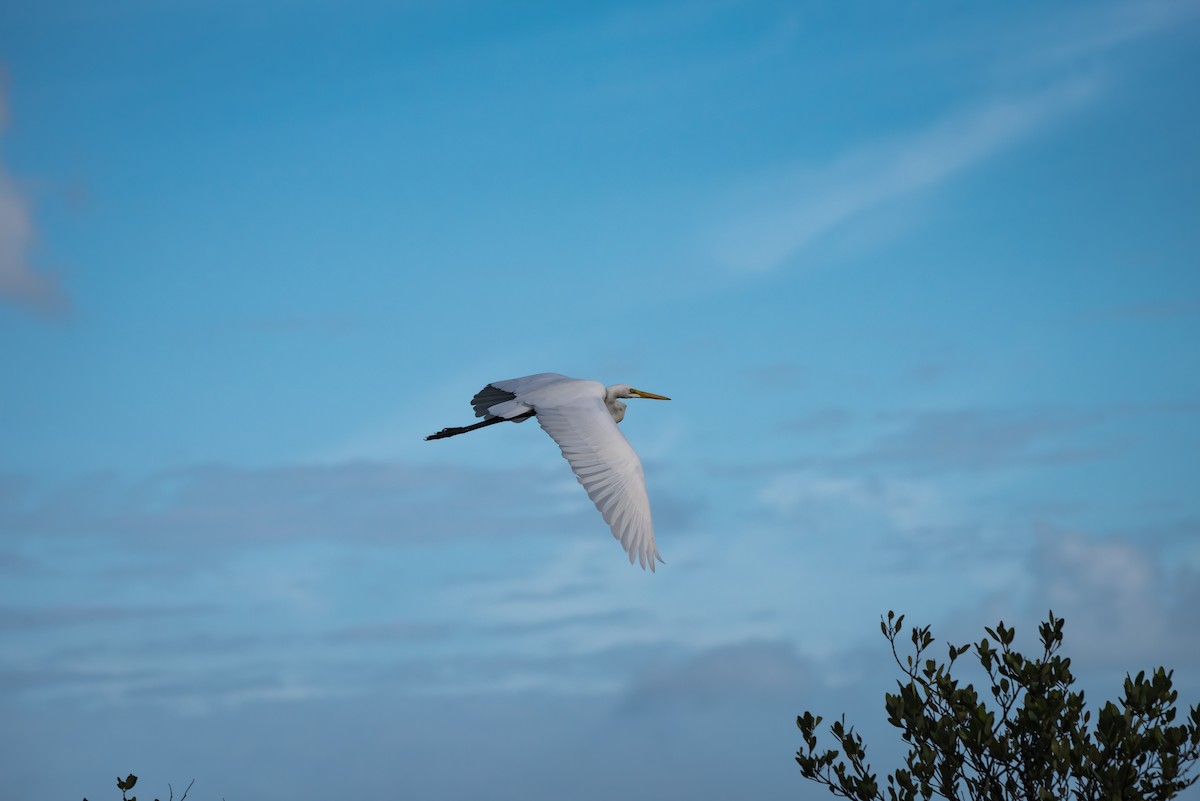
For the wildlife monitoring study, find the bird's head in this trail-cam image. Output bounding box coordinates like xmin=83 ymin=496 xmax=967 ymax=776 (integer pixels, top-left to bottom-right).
xmin=606 ymin=384 xmax=672 ymax=401
xmin=604 ymin=384 xmax=670 ymax=424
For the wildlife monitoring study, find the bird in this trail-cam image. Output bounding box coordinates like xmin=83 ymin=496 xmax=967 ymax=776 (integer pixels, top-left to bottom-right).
xmin=426 ymin=373 xmax=671 ymax=570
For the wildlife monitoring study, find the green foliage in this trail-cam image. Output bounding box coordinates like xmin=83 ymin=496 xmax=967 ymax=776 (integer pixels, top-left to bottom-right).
xmin=797 ymin=611 xmax=1200 ymax=801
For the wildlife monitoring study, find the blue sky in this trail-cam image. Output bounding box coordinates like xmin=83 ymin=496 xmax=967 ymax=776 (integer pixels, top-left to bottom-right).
xmin=2 ymin=1 xmax=1199 ymax=798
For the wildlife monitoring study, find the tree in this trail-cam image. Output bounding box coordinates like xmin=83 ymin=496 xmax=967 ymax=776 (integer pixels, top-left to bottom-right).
xmin=796 ymin=611 xmax=1200 ymax=801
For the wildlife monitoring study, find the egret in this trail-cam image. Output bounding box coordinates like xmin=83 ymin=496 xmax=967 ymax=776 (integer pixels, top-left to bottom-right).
xmin=426 ymin=373 xmax=671 ymax=570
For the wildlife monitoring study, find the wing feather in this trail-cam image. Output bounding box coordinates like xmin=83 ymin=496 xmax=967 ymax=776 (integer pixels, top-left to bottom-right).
xmin=531 ymin=393 xmax=662 ymax=570
xmin=473 ymin=374 xmax=572 ymax=420
xmin=470 ymin=385 xmax=517 ymax=419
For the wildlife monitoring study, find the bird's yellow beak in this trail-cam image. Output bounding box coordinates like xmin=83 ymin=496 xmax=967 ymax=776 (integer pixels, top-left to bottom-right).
xmin=630 ymin=388 xmax=671 ymax=400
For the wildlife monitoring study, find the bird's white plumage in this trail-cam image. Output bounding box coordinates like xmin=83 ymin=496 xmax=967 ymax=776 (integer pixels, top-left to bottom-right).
xmin=478 ymin=373 xmax=664 ymax=570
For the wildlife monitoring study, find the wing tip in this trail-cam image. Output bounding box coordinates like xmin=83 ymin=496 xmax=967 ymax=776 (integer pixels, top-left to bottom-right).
xmin=631 ymin=547 xmax=665 ymax=572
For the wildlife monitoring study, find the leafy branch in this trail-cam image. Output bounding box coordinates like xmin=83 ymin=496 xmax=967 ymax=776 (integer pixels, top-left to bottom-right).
xmin=796 ymin=611 xmax=1200 ymax=801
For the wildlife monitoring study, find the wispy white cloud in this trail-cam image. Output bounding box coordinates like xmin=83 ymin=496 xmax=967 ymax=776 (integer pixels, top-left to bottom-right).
xmin=747 ymin=404 xmax=1120 ymax=479
xmin=1012 ymin=0 xmax=1200 ymax=71
xmin=0 ymin=602 xmax=210 ymax=630
xmin=963 ymin=527 xmax=1200 ymax=671
xmin=0 ymin=460 xmax=616 ymax=555
xmin=0 ymin=76 xmax=66 ymax=313
xmin=757 ymin=470 xmax=954 ymax=541
xmin=711 ymin=78 xmax=1099 ymax=272
xmin=618 ymin=638 xmax=814 ymax=712
xmin=857 ymin=407 xmax=1115 ymax=473
xmin=711 ymin=0 xmax=1200 ymax=273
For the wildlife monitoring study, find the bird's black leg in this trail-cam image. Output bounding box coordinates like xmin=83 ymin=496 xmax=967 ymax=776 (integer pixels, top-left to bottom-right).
xmin=425 ymin=411 xmax=535 ymax=441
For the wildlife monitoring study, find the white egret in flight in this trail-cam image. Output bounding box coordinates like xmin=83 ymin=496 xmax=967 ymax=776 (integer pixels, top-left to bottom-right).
xmin=426 ymin=373 xmax=671 ymax=570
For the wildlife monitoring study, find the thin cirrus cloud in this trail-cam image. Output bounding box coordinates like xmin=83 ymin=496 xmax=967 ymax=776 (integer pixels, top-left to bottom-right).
xmin=618 ymin=638 xmax=814 ymax=713
xmin=0 ymin=602 xmax=211 ymax=631
xmin=852 ymin=407 xmax=1116 ymax=473
xmin=0 ymin=460 xmax=593 ymax=550
xmin=1013 ymin=0 xmax=1200 ymax=70
xmin=709 ymin=0 xmax=1200 ymax=274
xmin=767 ymin=405 xmax=1116 ymax=477
xmin=710 ymin=77 xmax=1100 ymax=273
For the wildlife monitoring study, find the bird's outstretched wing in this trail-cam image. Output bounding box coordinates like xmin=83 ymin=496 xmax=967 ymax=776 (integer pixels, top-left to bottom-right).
xmin=533 ymin=394 xmax=663 ymax=571
xmin=473 ymin=373 xmax=571 ymax=420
